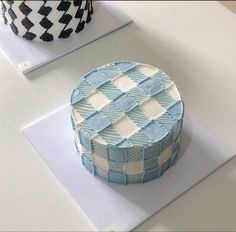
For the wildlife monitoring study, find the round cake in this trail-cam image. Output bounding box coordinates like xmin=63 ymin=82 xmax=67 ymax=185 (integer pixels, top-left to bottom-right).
xmin=1 ymin=0 xmax=93 ymax=42
xmin=70 ymin=61 xmax=184 ymax=184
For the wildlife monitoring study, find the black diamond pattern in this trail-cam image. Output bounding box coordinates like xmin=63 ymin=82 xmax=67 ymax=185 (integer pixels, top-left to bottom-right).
xmin=19 ymin=1 xmax=32 ymax=16
xmin=6 ymin=0 xmax=14 ymax=5
xmin=8 ymin=7 xmax=16 ymax=20
xmin=38 ymin=0 xmax=54 ymax=42
xmin=74 ymin=0 xmax=93 ymax=33
xmin=75 ymin=8 xmax=83 ymax=18
xmin=1 ymin=0 xmax=8 ymax=24
xmin=6 ymin=0 xmax=14 ymax=4
xmin=19 ymin=1 xmax=36 ymax=40
xmin=75 ymin=20 xmax=84 ymax=33
xmin=22 ymin=17 xmax=34 ymax=30
xmin=10 ymin=21 xmax=18 ymax=35
xmin=23 ymin=32 xmax=36 ymax=40
xmin=1 ymin=0 xmax=94 ymax=41
xmin=57 ymin=1 xmax=73 ymax=39
xmin=38 ymin=4 xmax=52 ymax=16
xmin=74 ymin=0 xmax=83 ymax=7
xmin=40 ymin=17 xmax=53 ymax=29
xmin=86 ymin=0 xmax=93 ymax=23
xmin=5 ymin=0 xmax=18 ymax=35
xmin=57 ymin=1 xmax=71 ymax=12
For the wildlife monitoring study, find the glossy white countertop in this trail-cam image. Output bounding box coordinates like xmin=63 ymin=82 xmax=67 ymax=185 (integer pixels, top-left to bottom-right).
xmin=0 ymin=1 xmax=236 ymax=231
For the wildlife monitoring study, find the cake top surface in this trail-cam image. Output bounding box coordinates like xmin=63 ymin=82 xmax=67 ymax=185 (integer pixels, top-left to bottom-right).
xmin=70 ymin=61 xmax=184 ymax=148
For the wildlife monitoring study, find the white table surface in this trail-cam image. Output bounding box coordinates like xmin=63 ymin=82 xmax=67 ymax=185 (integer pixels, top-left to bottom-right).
xmin=0 ymin=1 xmax=236 ymax=231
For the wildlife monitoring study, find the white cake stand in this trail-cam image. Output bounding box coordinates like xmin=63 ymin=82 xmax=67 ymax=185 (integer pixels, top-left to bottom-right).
xmin=22 ymin=105 xmax=235 ymax=231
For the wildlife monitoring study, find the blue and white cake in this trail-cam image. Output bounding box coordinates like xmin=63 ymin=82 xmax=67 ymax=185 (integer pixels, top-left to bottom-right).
xmin=70 ymin=61 xmax=184 ymax=184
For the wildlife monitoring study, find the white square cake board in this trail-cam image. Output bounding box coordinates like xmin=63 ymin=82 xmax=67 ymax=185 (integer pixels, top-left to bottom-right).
xmin=0 ymin=2 xmax=132 ymax=74
xmin=22 ymin=105 xmax=235 ymax=231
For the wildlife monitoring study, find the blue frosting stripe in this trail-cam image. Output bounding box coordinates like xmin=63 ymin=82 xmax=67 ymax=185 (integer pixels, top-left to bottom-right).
xmin=126 ymin=67 xmax=148 ymax=83
xmin=151 ymin=70 xmax=173 ymax=89
xmin=109 ymin=160 xmax=124 ymax=173
xmin=100 ymin=102 xmax=124 ymax=123
xmin=98 ymin=82 xmax=123 ymax=100
xmin=99 ymin=126 xmax=123 ymax=145
xmin=153 ymin=91 xmax=176 ymax=109
xmin=126 ymin=173 xmax=142 ymax=184
xmin=143 ymin=166 xmax=161 ymax=182
xmin=86 ymin=111 xmax=111 ymax=133
xmin=171 ymin=142 xmax=180 ymax=166
xmin=155 ymin=111 xmax=178 ymax=132
xmin=91 ymin=140 xmax=108 ymax=158
xmin=127 ymin=107 xmax=150 ymax=128
xmin=160 ymin=132 xmax=173 ymax=151
xmin=160 ymin=159 xmax=171 ymax=175
xmin=129 ymin=130 xmax=151 ymax=146
xmin=113 ymin=93 xmax=138 ymax=113
xmin=70 ymin=61 xmax=184 ymax=184
xmin=127 ymin=86 xmax=149 ymax=104
xmin=78 ymin=121 xmax=97 ymax=139
xmin=144 ymin=157 xmax=158 ymax=171
xmin=108 ymin=171 xmax=126 ymax=184
xmin=76 ymin=78 xmax=94 ymax=97
xmin=80 ymin=149 xmax=92 ymax=161
xmin=114 ymin=61 xmax=136 ymax=73
xmin=98 ymin=63 xmax=121 ymax=80
xmin=108 ymin=145 xmax=126 ymax=163
xmin=81 ymin=156 xmax=95 ymax=174
xmin=144 ymin=142 xmax=161 ymax=160
xmin=71 ymin=89 xmax=84 ymax=105
xmin=139 ymin=77 xmax=163 ymax=96
xmin=173 ymin=118 xmax=183 ymax=141
xmin=116 ymin=139 xmax=133 ymax=148
xmin=71 ymin=116 xmax=77 ymax=130
xmin=126 ymin=147 xmax=143 ymax=162
xmin=168 ymin=100 xmax=184 ymax=121
xmin=73 ymin=99 xmax=95 ymax=119
xmin=142 ymin=121 xmax=168 ymax=143
xmin=84 ymin=69 xmax=110 ymax=88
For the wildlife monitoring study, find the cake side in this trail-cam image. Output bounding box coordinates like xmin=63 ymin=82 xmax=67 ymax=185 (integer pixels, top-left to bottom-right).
xmin=70 ymin=61 xmax=184 ymax=184
xmin=1 ymin=0 xmax=93 ymax=42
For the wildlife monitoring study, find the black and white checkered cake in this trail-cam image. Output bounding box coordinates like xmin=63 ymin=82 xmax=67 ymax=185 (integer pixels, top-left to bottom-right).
xmin=1 ymin=0 xmax=93 ymax=42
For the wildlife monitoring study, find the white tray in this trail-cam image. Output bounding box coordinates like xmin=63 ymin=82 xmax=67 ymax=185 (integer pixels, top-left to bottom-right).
xmin=21 ymin=105 xmax=235 ymax=231
xmin=0 ymin=2 xmax=132 ymax=74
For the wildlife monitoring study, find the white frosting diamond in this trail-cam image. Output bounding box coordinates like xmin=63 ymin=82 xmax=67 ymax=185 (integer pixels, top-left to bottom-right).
xmin=166 ymin=84 xmax=181 ymax=101
xmin=140 ymin=98 xmax=165 ymax=119
xmin=113 ymin=116 xmax=139 ymax=138
xmin=137 ymin=64 xmax=159 ymax=76
xmin=87 ymin=90 xmax=110 ymax=110
xmin=125 ymin=161 xmax=143 ymax=174
xmin=93 ymin=154 xmax=109 ymax=170
xmin=72 ymin=108 xmax=84 ymax=124
xmin=157 ymin=146 xmax=172 ymax=166
xmin=112 ymin=74 xmax=137 ymax=92
xmin=93 ymin=135 xmax=107 ymax=145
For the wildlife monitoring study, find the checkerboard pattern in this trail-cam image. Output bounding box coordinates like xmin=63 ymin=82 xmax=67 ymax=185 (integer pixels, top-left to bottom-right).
xmin=1 ymin=0 xmax=93 ymax=41
xmin=70 ymin=61 xmax=184 ymax=184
